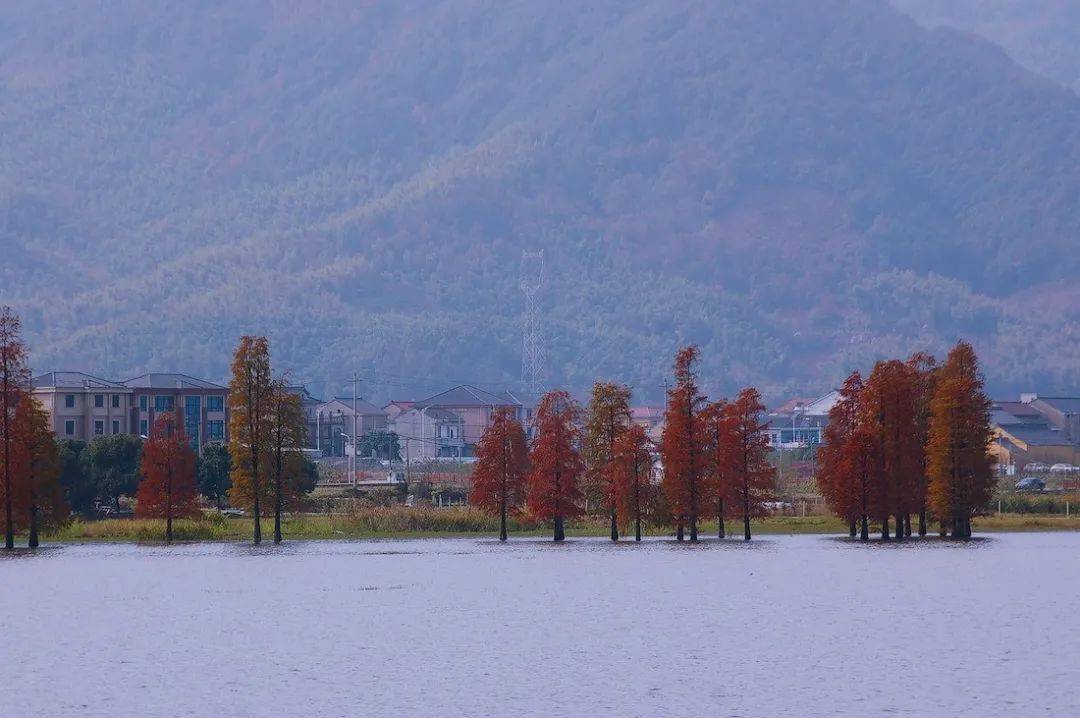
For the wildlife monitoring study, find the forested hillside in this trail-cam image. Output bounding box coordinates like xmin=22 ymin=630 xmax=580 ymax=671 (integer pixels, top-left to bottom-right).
xmin=892 ymin=0 xmax=1080 ymax=92
xmin=2 ymin=0 xmax=1078 ymax=401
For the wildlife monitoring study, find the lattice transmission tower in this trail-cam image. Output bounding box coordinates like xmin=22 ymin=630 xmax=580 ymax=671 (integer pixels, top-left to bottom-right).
xmin=520 ymin=250 xmax=546 ymax=398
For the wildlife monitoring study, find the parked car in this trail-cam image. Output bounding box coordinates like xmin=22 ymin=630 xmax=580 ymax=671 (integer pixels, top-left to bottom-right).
xmin=1023 ymin=462 xmax=1049 ymax=473
xmin=1014 ymin=477 xmax=1046 ymax=492
xmin=1049 ymin=463 xmax=1077 ymax=474
xmin=221 ymin=508 xmax=245 ymax=518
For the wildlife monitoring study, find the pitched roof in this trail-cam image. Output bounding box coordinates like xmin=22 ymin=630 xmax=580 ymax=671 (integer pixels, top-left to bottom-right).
xmin=415 ymin=384 xmax=522 ymax=409
xmin=319 ymin=398 xmax=387 ymax=416
xmin=993 ymin=401 xmax=1045 ymax=419
xmin=123 ymin=373 xmax=226 ymax=390
xmin=998 ymin=425 xmax=1073 ymax=447
xmin=33 ymin=371 xmax=129 ymax=390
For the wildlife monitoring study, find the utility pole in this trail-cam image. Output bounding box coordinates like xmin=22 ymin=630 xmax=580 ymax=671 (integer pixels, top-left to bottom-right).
xmin=352 ymin=374 xmax=360 ymax=487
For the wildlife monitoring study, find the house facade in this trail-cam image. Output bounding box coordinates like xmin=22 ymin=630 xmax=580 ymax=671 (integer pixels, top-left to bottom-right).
xmin=32 ymin=372 xmax=134 ymax=441
xmin=309 ymin=397 xmax=389 ymax=457
xmin=990 ymin=394 xmax=1080 ymax=467
xmin=122 ymin=374 xmax=229 ymax=455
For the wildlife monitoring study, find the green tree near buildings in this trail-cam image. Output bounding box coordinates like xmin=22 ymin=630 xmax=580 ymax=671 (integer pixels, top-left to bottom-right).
xmin=197 ymin=442 xmax=232 ymax=509
xmin=82 ymin=434 xmax=143 ymax=512
xmin=57 ymin=439 xmax=95 ymax=516
xmin=358 ymin=430 xmax=402 ymax=461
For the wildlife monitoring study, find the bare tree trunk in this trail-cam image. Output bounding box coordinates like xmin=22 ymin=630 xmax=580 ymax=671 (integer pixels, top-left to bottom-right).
xmin=918 ymin=507 xmax=927 ymax=537
xmin=2 ymin=370 xmax=11 ymax=550
xmin=633 ymin=473 xmax=642 ymax=541
xmin=881 ymin=516 xmax=890 ymax=541
xmin=904 ymin=513 xmax=912 ymax=537
xmin=718 ymin=498 xmax=725 ymax=539
xmin=743 ymin=482 xmax=751 ymax=541
xmin=848 ymin=520 xmax=857 ymax=538
xmin=676 ymin=518 xmax=684 ymax=542
xmin=554 ymin=515 xmax=565 ymax=542
xmin=610 ymin=509 xmax=619 ymax=542
xmin=860 ymin=514 xmax=869 ymax=540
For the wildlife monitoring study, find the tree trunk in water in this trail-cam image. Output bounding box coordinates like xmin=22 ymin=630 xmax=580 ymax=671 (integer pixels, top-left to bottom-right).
xmin=676 ymin=519 xmax=684 ymax=542
xmin=718 ymin=498 xmax=725 ymax=539
xmin=848 ymin=520 xmax=857 ymax=538
xmin=166 ymin=510 xmax=173 ymax=543
xmin=610 ymin=510 xmax=619 ymax=542
xmin=860 ymin=515 xmax=869 ymax=541
xmin=743 ymin=511 xmax=751 ymax=541
xmin=904 ymin=514 xmax=912 ymax=537
xmin=499 ymin=498 xmax=507 ymax=542
xmin=918 ymin=509 xmax=927 ymax=537
xmin=881 ymin=516 xmax=890 ymax=541
xmin=273 ymin=461 xmax=283 ymax=544
xmin=553 ymin=515 xmax=565 ymax=542
xmin=252 ymin=476 xmax=262 ymax=545
xmin=28 ymin=505 xmax=39 ymax=548
xmin=895 ymin=514 xmax=905 ymax=540
xmin=634 ymin=483 xmax=642 ymax=541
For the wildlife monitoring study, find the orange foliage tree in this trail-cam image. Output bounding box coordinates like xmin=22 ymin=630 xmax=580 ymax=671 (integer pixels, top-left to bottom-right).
xmin=726 ymin=388 xmax=775 ymax=540
xmin=927 ymin=341 xmax=994 ymax=538
xmin=661 ymin=346 xmax=707 ymax=541
xmin=1 ymin=306 xmax=32 ymax=550
xmin=469 ymin=407 xmax=529 ymax=541
xmin=583 ymin=381 xmax=632 ymax=541
xmin=702 ymin=399 xmax=735 ymax=538
xmin=607 ymin=424 xmax=655 ymax=541
xmin=228 ymin=335 xmax=273 ymax=544
xmin=136 ymin=414 xmax=199 ymax=541
xmin=860 ymin=359 xmax=921 ymax=540
xmin=526 ymin=390 xmax=584 ymax=542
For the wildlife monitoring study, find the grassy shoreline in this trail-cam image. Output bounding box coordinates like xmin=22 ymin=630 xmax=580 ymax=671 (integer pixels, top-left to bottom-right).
xmin=36 ymin=508 xmax=1080 ymax=543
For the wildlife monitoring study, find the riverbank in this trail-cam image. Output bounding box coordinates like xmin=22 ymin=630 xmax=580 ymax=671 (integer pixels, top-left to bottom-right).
xmin=38 ymin=507 xmax=1080 ymax=543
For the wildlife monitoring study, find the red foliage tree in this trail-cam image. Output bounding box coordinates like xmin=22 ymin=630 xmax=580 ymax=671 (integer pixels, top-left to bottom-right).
xmin=526 ymin=390 xmax=584 ymax=541
xmin=726 ymin=388 xmax=775 ymax=540
xmin=660 ymin=346 xmax=707 ymax=541
xmin=816 ymin=372 xmax=864 ymax=538
xmin=607 ymin=424 xmax=655 ymax=541
xmin=583 ymin=381 xmax=632 ymax=541
xmin=1 ymin=306 xmax=31 ymax=550
xmin=136 ymin=415 xmax=199 ymax=541
xmin=702 ymin=399 xmax=735 ymax=538
xmin=469 ymin=407 xmax=529 ymax=541
xmin=6 ymin=393 xmax=66 ymax=547
xmin=860 ymin=360 xmax=921 ymax=540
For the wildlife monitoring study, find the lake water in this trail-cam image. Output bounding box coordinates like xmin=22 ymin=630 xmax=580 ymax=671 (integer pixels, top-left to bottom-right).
xmin=2 ymin=533 xmax=1078 ymax=717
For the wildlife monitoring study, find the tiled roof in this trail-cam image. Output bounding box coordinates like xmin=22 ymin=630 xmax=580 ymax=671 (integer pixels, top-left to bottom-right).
xmin=123 ymin=373 xmax=226 ymax=390
xmin=33 ymin=372 xmax=129 ymax=390
xmin=322 ymin=398 xmax=388 ymax=416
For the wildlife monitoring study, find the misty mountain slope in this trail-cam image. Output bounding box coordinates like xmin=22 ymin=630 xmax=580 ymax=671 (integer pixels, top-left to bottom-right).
xmin=1 ymin=0 xmax=1078 ymax=400
xmin=892 ymin=0 xmax=1080 ymax=92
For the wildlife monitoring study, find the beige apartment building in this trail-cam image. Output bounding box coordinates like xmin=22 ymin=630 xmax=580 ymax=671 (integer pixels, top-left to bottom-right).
xmin=32 ymin=372 xmax=134 ymax=441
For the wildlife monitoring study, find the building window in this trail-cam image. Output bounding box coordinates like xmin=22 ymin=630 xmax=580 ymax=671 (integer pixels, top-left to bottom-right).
xmin=139 ymin=395 xmax=148 ymax=411
xmin=184 ymin=395 xmax=202 ymax=453
xmin=111 ymin=394 xmax=120 ymax=409
xmin=207 ymin=395 xmax=224 ymax=412
xmin=94 ymin=394 xmax=104 ymax=408
xmin=154 ymin=395 xmax=175 ymax=412
xmin=65 ymin=394 xmax=76 ymax=409
xmin=65 ymin=420 xmax=75 ymax=436
xmin=208 ymin=420 xmax=225 ymax=440
xmin=112 ymin=420 xmax=120 ymax=434
xmin=140 ymin=420 xmax=148 ymax=436
xmin=94 ymin=420 xmax=104 ymax=436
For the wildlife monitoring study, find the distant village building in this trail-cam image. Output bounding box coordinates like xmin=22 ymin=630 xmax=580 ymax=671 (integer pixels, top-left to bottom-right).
xmin=765 ymin=390 xmax=837 ymax=448
xmin=123 ymin=373 xmax=229 ymax=455
xmin=308 ymin=396 xmax=388 ymax=457
xmin=388 ymin=385 xmax=532 ymax=461
xmin=991 ymin=395 xmax=1080 ymax=468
